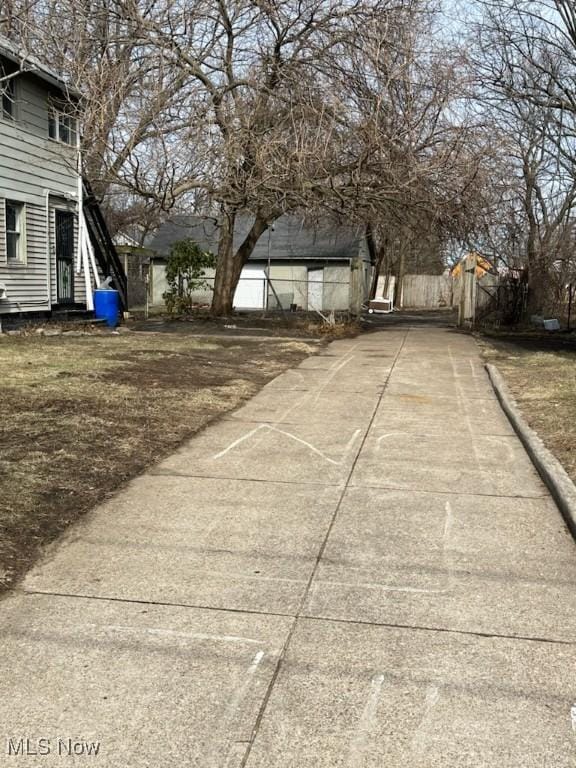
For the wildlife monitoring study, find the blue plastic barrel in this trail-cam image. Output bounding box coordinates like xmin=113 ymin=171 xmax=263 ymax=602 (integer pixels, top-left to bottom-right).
xmin=93 ymin=289 xmax=120 ymax=328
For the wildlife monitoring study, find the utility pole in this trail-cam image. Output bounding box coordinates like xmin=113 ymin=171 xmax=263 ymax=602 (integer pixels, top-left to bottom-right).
xmin=266 ymin=227 xmax=272 ymax=311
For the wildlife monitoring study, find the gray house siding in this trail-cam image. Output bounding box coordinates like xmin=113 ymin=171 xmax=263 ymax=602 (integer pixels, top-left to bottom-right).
xmin=1 ymin=201 xmax=50 ymax=308
xmin=0 ymin=68 xmax=83 ymax=315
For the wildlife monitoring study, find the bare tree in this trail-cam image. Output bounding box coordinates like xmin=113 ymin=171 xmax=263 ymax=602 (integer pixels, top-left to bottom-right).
xmin=0 ymin=0 xmax=37 ymax=37
xmin=9 ymin=0 xmax=500 ymax=314
xmin=329 ymin=2 xmax=492 ymax=297
xmin=113 ymin=0 xmax=417 ymax=314
xmin=477 ymin=0 xmax=576 ymax=114
xmin=471 ymin=0 xmax=576 ymax=312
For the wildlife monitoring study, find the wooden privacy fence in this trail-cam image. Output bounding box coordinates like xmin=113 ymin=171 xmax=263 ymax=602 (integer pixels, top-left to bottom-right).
xmin=375 ymin=263 xmax=501 ymax=321
xmin=452 ymin=254 xmax=501 ymax=326
xmin=400 ymin=274 xmax=453 ymax=308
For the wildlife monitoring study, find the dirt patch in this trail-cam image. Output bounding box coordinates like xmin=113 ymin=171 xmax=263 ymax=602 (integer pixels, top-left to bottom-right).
xmin=480 ymin=336 xmax=576 ymax=483
xmin=130 ymin=311 xmax=361 ymax=339
xmin=480 ymin=328 xmax=576 ymax=353
xmin=398 ymin=394 xmax=433 ymax=403
xmin=0 ymin=331 xmax=316 ymax=591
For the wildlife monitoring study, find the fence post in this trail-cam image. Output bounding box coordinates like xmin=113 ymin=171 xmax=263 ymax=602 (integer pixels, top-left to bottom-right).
xmin=457 ymin=253 xmax=477 ymax=327
xmin=349 ymin=257 xmax=364 ymax=316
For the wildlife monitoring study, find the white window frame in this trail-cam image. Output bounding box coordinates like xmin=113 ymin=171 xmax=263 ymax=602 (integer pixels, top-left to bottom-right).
xmin=1 ymin=73 xmax=16 ymax=121
xmin=48 ymin=107 xmax=78 ymax=146
xmin=5 ymin=200 xmax=26 ymax=264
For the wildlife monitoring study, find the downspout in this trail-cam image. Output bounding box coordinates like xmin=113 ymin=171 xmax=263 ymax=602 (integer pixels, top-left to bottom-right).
xmin=77 ymin=141 xmax=94 ymax=310
xmin=44 ymin=189 xmax=51 ymax=310
xmin=76 ymin=148 xmax=83 ymax=275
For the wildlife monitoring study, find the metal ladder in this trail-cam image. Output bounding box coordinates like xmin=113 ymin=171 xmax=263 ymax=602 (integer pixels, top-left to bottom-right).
xmin=82 ymin=179 xmax=128 ymax=310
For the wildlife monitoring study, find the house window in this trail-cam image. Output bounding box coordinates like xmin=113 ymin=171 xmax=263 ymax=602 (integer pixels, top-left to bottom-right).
xmin=1 ymin=75 xmax=15 ymax=119
xmin=48 ymin=108 xmax=78 ymax=146
xmin=6 ymin=201 xmax=25 ymax=262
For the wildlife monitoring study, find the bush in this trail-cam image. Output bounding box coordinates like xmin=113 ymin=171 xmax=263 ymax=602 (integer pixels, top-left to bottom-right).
xmin=162 ymin=239 xmax=215 ymax=314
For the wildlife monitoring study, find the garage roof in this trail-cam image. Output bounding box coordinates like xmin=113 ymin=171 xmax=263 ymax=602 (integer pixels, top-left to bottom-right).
xmin=149 ymin=214 xmax=366 ymax=262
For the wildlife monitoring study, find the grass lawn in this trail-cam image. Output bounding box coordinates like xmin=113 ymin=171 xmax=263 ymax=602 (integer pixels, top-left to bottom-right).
xmin=0 ymin=328 xmax=316 ymax=590
xmin=480 ymin=336 xmax=576 ymax=484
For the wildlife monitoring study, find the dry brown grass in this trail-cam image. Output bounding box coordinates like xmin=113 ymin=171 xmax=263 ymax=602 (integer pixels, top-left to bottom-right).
xmin=481 ymin=338 xmax=576 ymax=483
xmin=0 ymin=331 xmax=315 ymax=589
xmin=138 ymin=311 xmax=362 ymax=340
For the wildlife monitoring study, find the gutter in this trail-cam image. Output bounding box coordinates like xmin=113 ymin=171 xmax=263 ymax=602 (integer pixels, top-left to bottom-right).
xmin=0 ymin=36 xmax=81 ymax=99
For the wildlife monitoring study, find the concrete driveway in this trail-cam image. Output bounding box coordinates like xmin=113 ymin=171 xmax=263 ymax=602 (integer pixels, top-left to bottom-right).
xmin=1 ymin=326 xmax=575 ymax=766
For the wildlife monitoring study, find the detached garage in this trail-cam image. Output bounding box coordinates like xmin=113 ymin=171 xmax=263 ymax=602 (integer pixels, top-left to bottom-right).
xmin=148 ymin=214 xmax=373 ymax=313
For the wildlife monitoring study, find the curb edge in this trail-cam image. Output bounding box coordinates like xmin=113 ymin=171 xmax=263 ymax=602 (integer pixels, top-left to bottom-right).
xmin=486 ymin=363 xmax=576 ymax=540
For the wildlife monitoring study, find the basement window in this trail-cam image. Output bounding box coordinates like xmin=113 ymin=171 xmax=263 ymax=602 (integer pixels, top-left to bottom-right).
xmin=6 ymin=201 xmax=25 ymax=263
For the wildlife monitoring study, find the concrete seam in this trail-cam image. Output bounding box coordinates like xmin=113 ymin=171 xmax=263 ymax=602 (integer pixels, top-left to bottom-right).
xmin=146 ymin=471 xmax=550 ymax=498
xmin=298 ymin=613 xmax=576 ymax=647
xmin=147 ymin=470 xmax=343 ymax=487
xmin=18 ymin=587 xmax=296 ymax=618
xmin=19 ymin=587 xmax=575 ymax=647
xmin=345 ymin=482 xmax=549 ymax=500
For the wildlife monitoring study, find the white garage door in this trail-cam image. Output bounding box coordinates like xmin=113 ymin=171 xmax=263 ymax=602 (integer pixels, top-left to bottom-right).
xmin=308 ymin=268 xmax=324 ymax=311
xmin=234 ymin=267 xmax=266 ymax=309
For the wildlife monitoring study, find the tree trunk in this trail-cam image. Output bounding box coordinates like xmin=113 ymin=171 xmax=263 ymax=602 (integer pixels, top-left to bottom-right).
xmin=211 ymin=209 xmax=270 ymax=315
xmin=366 ymin=223 xmax=390 ymax=300
xmin=366 ymin=223 xmax=379 ymax=300
xmin=527 ymin=258 xmax=552 ymax=314
xmin=525 ymin=221 xmax=551 ymax=314
xmin=211 ymin=208 xmax=237 ymax=315
xmin=395 ymin=245 xmax=406 ymax=309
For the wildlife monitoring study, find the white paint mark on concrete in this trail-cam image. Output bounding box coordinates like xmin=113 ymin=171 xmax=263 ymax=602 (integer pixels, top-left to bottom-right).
xmin=319 ymin=579 xmax=447 ymax=594
xmin=424 ymin=684 xmax=440 ymax=709
xmin=411 ymin=684 xmax=441 ymax=756
xmin=448 ymin=347 xmax=481 ymax=465
xmin=213 ymin=424 xmax=267 ymax=459
xmin=443 ymin=501 xmax=454 ymax=546
xmin=342 ymin=428 xmax=363 ymax=456
xmin=222 ymin=652 xmax=265 ymax=745
xmin=308 ymin=351 xmax=359 ymax=407
xmin=249 ymin=649 xmax=266 ymax=672
xmin=570 ymin=702 xmax=576 ymax=732
xmin=214 ymin=342 xmax=367 ymax=466
xmin=329 ymin=351 xmax=358 ymax=372
xmin=442 ymin=501 xmax=455 ymax=593
xmin=272 ymin=343 xmax=360 ymax=404
xmin=217 ymin=649 xmax=267 ymax=768
xmin=87 ymin=624 xmax=264 ymax=646
xmin=212 ymin=422 xmax=361 ymax=466
xmin=267 ymin=426 xmax=342 ymax=465
xmin=345 ymin=674 xmax=386 ymax=768
xmin=260 ymin=350 xmax=359 ymax=423
xmin=376 ymin=432 xmax=405 ymax=449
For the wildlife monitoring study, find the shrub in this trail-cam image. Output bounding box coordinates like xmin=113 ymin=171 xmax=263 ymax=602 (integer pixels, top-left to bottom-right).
xmin=162 ymin=239 xmax=215 ymax=314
